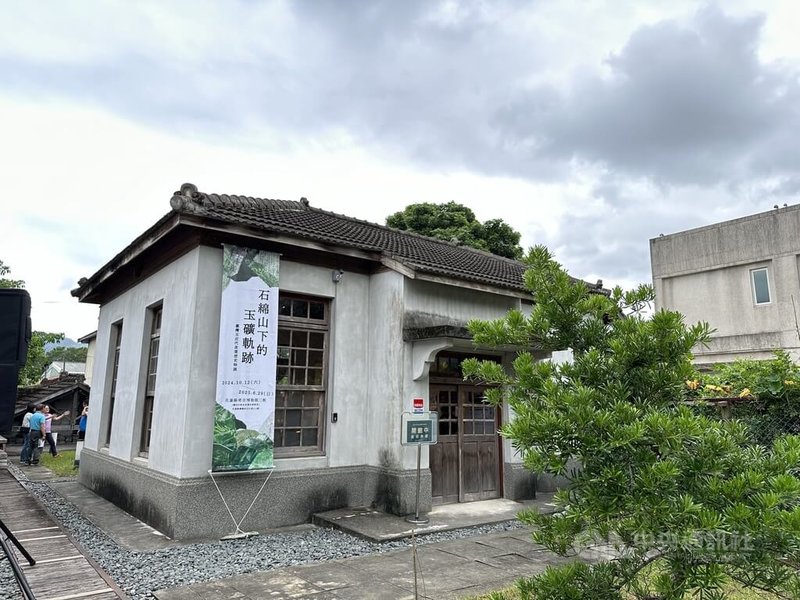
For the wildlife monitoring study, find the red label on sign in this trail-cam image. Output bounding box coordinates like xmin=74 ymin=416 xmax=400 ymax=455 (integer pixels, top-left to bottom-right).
xmin=413 ymin=398 xmax=424 ymax=409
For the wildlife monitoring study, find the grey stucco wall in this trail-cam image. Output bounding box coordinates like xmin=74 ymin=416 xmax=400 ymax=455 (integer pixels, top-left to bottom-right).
xmin=651 ymin=205 xmax=800 ymax=363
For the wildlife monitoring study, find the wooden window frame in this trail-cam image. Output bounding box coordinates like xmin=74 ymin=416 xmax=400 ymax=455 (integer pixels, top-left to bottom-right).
xmin=274 ymin=293 xmax=329 ymax=458
xmin=139 ymin=305 xmax=162 ymax=457
xmin=104 ymin=321 xmax=123 ymax=447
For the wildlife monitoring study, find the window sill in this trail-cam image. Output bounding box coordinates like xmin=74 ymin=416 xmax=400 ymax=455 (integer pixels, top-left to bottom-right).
xmin=273 ymin=455 xmax=328 ymax=471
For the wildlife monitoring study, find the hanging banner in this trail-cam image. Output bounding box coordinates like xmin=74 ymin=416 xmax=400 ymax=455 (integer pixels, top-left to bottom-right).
xmin=212 ymin=245 xmax=279 ymax=472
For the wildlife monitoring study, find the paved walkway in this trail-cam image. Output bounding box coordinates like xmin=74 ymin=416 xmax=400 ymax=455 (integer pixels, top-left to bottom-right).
xmin=153 ymin=529 xmax=581 ymax=600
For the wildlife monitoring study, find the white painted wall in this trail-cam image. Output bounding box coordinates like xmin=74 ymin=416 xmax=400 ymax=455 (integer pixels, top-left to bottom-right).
xmin=87 ymin=248 xmax=202 ymax=477
xmin=366 ymin=270 xmax=406 ymax=468
xmin=88 ymin=245 xmax=540 ymax=481
xmin=84 ymin=338 xmax=96 ymax=387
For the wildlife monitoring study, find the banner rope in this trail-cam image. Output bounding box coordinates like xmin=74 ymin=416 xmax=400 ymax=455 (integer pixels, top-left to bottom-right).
xmin=208 ymin=469 xmax=274 ymax=538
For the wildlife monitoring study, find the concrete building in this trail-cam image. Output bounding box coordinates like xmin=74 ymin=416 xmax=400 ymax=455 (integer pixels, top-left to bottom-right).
xmin=78 ymin=331 xmax=97 ymax=387
xmin=72 ymin=183 xmax=557 ymax=540
xmin=650 ymin=204 xmax=800 ymax=366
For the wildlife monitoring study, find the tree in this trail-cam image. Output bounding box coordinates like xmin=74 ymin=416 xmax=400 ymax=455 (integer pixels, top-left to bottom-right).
xmin=1 ymin=259 xmax=65 ymax=385
xmin=18 ymin=332 xmax=64 ymax=385
xmin=0 ymin=259 xmax=25 ymax=288
xmin=464 ymin=246 xmax=800 ymax=599
xmin=47 ymin=345 xmax=88 ymax=363
xmin=386 ymin=201 xmax=523 ymax=259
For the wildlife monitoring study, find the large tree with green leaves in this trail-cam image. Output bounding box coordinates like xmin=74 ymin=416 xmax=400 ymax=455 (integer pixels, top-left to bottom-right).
xmin=386 ymin=201 xmax=523 ymax=259
xmin=1 ymin=259 xmax=65 ymax=385
xmin=464 ymin=246 xmax=800 ymax=599
xmin=46 ymin=345 xmax=88 ymax=363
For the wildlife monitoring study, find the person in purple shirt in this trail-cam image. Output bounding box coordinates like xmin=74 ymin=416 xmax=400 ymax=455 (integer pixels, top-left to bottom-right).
xmin=26 ymin=404 xmax=47 ymax=466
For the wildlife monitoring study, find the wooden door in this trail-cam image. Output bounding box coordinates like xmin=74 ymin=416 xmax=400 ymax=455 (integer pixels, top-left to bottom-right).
xmin=430 ymin=384 xmax=501 ymax=504
xmin=430 ymin=385 xmax=460 ymax=504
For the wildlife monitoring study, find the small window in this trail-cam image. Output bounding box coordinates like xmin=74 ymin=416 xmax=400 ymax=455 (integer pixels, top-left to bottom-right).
xmin=751 ymin=268 xmax=771 ymax=305
xmin=105 ymin=322 xmax=123 ymax=446
xmin=139 ymin=306 xmax=162 ymax=456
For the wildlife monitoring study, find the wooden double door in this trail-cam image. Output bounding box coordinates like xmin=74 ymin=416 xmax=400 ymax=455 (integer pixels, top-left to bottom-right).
xmin=430 ymin=384 xmax=502 ymax=504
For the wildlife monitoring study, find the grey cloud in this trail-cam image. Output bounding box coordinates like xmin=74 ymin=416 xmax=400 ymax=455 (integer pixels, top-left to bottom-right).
xmin=495 ymin=6 xmax=800 ymax=186
xmin=4 ymin=3 xmax=796 ymax=188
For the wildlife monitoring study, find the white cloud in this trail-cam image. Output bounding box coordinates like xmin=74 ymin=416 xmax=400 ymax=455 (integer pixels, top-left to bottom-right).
xmin=1 ymin=0 xmax=799 ymax=339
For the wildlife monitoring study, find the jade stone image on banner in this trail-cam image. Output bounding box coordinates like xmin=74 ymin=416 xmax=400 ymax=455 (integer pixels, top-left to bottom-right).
xmin=212 ymin=245 xmax=280 ymax=471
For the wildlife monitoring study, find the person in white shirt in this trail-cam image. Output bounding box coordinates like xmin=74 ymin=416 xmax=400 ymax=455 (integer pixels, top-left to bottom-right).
xmin=19 ymin=404 xmax=34 ymax=464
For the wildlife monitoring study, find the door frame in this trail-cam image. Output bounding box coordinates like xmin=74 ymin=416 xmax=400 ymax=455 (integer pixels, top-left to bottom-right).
xmin=429 ymin=379 xmax=503 ymax=504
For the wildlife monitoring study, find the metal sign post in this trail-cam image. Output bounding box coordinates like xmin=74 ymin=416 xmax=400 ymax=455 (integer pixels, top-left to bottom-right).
xmin=401 ymin=411 xmax=438 ymax=525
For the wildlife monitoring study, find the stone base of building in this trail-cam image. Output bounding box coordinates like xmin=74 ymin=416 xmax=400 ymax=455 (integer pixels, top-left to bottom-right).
xmin=78 ymin=449 xmax=432 ymax=540
xmin=503 ymin=462 xmax=537 ymax=500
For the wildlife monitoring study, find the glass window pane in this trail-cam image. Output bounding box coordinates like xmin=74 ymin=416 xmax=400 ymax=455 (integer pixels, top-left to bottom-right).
xmin=307 ymin=369 xmax=322 ymax=385
xmin=303 ymin=393 xmax=320 ymax=407
xmin=292 ymin=330 xmax=308 ymax=348
xmin=279 ymin=298 xmax=291 ymax=316
xmin=302 ymin=410 xmax=319 ymax=427
xmin=308 ymin=351 xmax=323 ymax=367
xmin=286 ymin=410 xmax=301 ymax=427
xmin=309 ymin=302 xmax=325 ymax=320
xmin=753 ymin=269 xmax=770 ymax=304
xmin=309 ymin=332 xmax=325 ymax=349
xmin=292 ymin=349 xmax=307 ymax=366
xmin=303 ymin=428 xmax=318 ymax=447
xmin=291 ymin=368 xmax=305 ymax=385
xmin=292 ymin=300 xmax=308 ymax=318
xmin=274 ymin=429 xmax=284 ymax=446
xmin=277 ymin=367 xmax=289 ymax=385
xmin=278 ymin=329 xmax=290 ymax=345
xmin=284 ymin=429 xmax=301 ymax=446
xmin=287 ymin=392 xmax=303 ymax=407
xmin=464 ymin=421 xmax=473 ymax=435
xmin=275 ymin=410 xmax=285 ymax=427
xmin=277 ymin=347 xmax=290 ymax=363
xmin=276 ymin=391 xmax=288 ymax=407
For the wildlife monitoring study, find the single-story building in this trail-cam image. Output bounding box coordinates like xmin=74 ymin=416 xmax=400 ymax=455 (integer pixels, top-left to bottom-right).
xmin=72 ymin=183 xmax=566 ymax=540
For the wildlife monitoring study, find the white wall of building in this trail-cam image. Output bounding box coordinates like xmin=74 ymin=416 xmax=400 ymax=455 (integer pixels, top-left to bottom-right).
xmin=87 ymin=248 xmax=203 ymax=477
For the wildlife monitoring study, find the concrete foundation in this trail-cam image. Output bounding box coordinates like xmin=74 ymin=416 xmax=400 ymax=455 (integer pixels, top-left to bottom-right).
xmin=78 ymin=449 xmax=431 ymax=540
xmin=503 ymin=462 xmax=537 ymax=499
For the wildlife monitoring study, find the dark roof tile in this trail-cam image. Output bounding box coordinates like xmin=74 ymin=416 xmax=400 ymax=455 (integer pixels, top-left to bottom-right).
xmin=171 ymin=184 xmax=530 ymax=292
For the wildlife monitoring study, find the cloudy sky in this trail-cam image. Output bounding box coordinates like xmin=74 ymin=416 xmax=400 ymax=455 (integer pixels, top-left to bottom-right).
xmin=2 ymin=1 xmax=799 ymax=339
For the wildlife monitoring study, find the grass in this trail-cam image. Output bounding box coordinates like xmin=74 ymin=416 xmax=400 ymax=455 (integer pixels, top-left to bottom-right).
xmin=39 ymin=450 xmax=78 ymax=477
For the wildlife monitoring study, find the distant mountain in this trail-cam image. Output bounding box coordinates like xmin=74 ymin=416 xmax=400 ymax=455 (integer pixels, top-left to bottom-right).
xmin=44 ymin=337 xmax=86 ymax=352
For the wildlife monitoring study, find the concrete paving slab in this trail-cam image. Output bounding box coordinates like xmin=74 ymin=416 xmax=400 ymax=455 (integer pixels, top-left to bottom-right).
xmin=153 ymin=526 xmax=590 ymax=600
xmin=313 ymin=493 xmax=557 ymax=542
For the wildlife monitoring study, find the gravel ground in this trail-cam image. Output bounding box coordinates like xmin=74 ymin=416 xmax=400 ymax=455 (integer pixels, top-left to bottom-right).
xmin=0 ymin=466 xmax=526 ymax=600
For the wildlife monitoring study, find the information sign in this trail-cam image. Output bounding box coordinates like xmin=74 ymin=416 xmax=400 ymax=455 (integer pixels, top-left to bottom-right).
xmin=401 ymin=411 xmax=438 ymax=446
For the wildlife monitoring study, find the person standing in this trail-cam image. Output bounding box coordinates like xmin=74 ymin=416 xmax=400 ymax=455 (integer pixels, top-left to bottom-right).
xmin=19 ymin=404 xmax=34 ymax=464
xmin=43 ymin=405 xmax=69 ymax=457
xmin=26 ymin=404 xmax=46 ymax=466
xmin=78 ymin=402 xmax=89 ymax=440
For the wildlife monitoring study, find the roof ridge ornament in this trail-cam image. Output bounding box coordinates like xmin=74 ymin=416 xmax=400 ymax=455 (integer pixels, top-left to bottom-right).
xmin=170 ymin=182 xmax=205 ymax=213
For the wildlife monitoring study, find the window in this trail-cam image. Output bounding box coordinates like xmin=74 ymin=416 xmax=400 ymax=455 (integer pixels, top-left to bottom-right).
xmin=105 ymin=322 xmax=123 ymax=446
xmin=139 ymin=306 xmax=162 ymax=456
xmin=275 ymin=294 xmax=328 ymax=455
xmin=751 ymin=268 xmax=771 ymax=305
